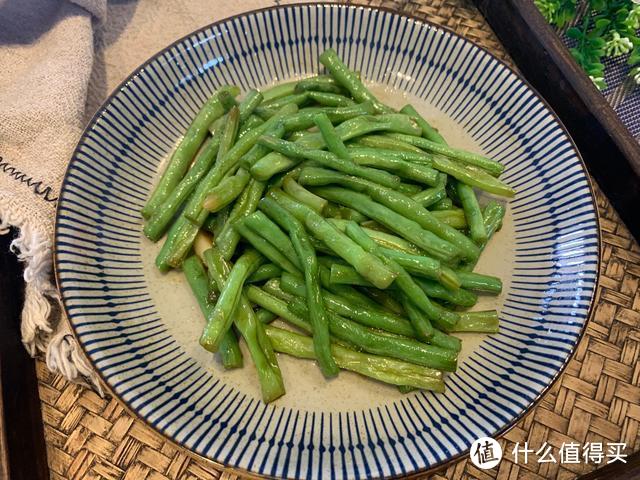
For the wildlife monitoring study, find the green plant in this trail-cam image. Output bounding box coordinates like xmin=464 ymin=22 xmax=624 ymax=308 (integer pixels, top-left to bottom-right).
xmin=534 ymin=0 xmax=640 ymax=90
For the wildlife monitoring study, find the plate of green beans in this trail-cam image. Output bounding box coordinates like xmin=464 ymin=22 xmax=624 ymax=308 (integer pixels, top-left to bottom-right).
xmin=55 ymin=4 xmax=600 ymax=479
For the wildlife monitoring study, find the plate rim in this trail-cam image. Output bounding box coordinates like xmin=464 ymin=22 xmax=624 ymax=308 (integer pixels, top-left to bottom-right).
xmin=53 ymin=2 xmax=602 ymax=478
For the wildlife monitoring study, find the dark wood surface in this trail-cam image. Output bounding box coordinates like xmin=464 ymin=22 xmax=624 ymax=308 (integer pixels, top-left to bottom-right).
xmin=473 ymin=0 xmax=640 ymax=241
xmin=0 ymin=230 xmax=48 ymax=480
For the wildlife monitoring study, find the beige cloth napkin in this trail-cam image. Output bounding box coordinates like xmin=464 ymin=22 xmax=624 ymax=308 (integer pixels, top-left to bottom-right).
xmin=0 ymin=0 xmax=319 ymax=389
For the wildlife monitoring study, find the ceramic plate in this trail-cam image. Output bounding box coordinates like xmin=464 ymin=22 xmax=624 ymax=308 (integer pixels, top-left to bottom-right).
xmin=55 ymin=4 xmax=600 ymax=479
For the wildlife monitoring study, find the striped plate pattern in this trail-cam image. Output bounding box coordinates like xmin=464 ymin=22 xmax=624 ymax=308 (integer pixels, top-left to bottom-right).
xmin=55 ymin=4 xmax=599 ymax=479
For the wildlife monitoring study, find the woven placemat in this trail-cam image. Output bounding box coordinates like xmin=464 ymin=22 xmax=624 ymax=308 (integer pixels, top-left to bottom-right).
xmin=39 ymin=1 xmax=640 ymax=479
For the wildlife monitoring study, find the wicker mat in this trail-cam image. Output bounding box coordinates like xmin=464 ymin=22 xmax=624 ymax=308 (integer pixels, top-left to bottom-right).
xmin=39 ymin=1 xmax=640 ymax=479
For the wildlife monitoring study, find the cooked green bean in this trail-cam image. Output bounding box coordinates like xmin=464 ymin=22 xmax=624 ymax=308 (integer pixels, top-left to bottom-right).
xmin=204 ymin=248 xmax=285 ymax=402
xmin=371 ymin=113 xmax=421 ymax=136
xmin=200 ymin=249 xmax=264 ymax=352
xmin=282 ymin=177 xmax=327 ymax=213
xmin=351 ymin=134 xmax=425 ymax=153
xmin=390 ymin=133 xmax=505 ymax=176
xmin=239 ymin=123 xmax=286 ymax=169
xmin=348 ymin=151 xmax=439 ymax=186
xmin=457 ymin=182 xmax=487 ymax=244
xmin=282 ymin=103 xmax=374 ymax=131
xmin=233 ymin=218 xmax=300 ymax=275
xmin=265 ymin=325 xmax=445 ymax=391
xmin=401 ymin=298 xmax=461 ymax=353
xmin=202 ymin=168 xmax=250 ymax=212
xmin=238 ymin=89 xmax=264 ymax=122
xmin=319 ymin=48 xmax=392 ymax=114
xmin=261 ymin=92 xmax=309 ymax=110
xmin=261 ymin=80 xmax=297 ymax=102
xmin=400 ymin=104 xmax=447 ymax=145
xmin=458 ymin=200 xmax=506 ymax=272
xmin=142 ymin=86 xmax=238 ymax=218
xmin=236 ymin=114 xmax=264 ymax=138
xmin=328 ymin=218 xmax=422 ymax=254
xmin=257 ymin=136 xmax=401 ymax=188
xmin=245 ymin=285 xmax=311 ymax=332
xmin=243 ymin=211 xmax=301 ymax=269
xmin=428 ymin=154 xmax=515 ymax=197
xmin=294 ymin=75 xmax=346 ymax=94
xmin=290 ymin=298 xmax=457 ymax=371
xmin=314 ymin=112 xmax=350 ymax=159
xmin=281 ymin=272 xmax=416 ymax=337
xmin=182 ymin=256 xmax=243 ymax=368
xmin=259 ymin=197 xmax=338 ymax=377
xmin=216 ymin=179 xmax=266 ymax=260
xmin=452 ymin=310 xmax=499 ymax=333
xmin=247 ymin=263 xmax=283 ymax=283
xmin=416 ymin=279 xmax=478 ymax=307
xmin=268 ymin=189 xmax=397 ymax=289
xmin=144 ymin=134 xmax=220 ymax=241
xmin=430 ymin=198 xmax=454 ymax=211
xmin=312 ymin=186 xmax=461 ymax=263
xmin=455 ymin=271 xmax=502 ymax=294
xmin=307 ymin=91 xmax=354 ymax=106
xmin=256 ymin=308 xmax=277 ymax=324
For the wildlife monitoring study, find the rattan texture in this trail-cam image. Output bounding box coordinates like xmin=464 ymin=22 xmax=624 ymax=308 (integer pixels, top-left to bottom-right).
xmin=40 ymin=1 xmax=640 ymax=479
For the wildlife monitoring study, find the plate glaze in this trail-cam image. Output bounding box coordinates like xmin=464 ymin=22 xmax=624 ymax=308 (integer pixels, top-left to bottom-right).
xmin=55 ymin=4 xmax=600 ymax=479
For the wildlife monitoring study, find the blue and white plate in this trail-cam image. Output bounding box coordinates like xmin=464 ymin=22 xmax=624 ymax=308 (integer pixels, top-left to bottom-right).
xmin=55 ymin=4 xmax=600 ymax=479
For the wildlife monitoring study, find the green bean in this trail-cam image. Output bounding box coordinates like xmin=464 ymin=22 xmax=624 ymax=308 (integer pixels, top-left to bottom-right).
xmin=238 ymin=89 xmax=264 ymax=122
xmin=155 ymin=106 xmax=298 ymax=270
xmin=282 ymin=177 xmax=327 ymax=213
xmin=243 ymin=211 xmax=301 ymax=269
xmin=370 ymin=114 xmax=421 ymax=136
xmin=247 ymin=264 xmax=283 ymax=283
xmin=455 ymin=271 xmax=502 ymax=294
xmin=269 ymin=189 xmax=397 ymax=289
xmin=202 ymin=168 xmax=250 ymax=212
xmin=400 ymin=104 xmax=447 ymax=145
xmin=294 ymin=75 xmax=345 ymax=94
xmin=183 ymin=104 xmax=297 ymax=222
xmin=261 ymin=92 xmax=309 ymax=111
xmin=307 ymin=91 xmax=355 ymax=106
xmin=329 ymin=263 xmax=370 ymax=286
xmin=327 ymin=218 xmax=422 ymax=254
xmin=362 ymin=288 xmax=405 ymax=315
xmin=416 ymin=279 xmax=478 ymax=307
xmin=390 ymin=133 xmax=505 ymax=176
xmin=452 ymin=310 xmax=499 ymax=333
xmin=412 ymin=173 xmax=447 ymax=207
xmin=256 ymin=308 xmax=277 ymax=324
xmin=257 ymin=136 xmax=401 ymax=189
xmin=251 ymin=116 xmax=396 ymax=180
xmin=216 ymin=179 xmax=266 ymax=260
xmin=348 ymin=150 xmax=439 ymax=186
xmin=143 ymin=135 xmax=220 ymax=241
xmin=261 ymin=80 xmax=297 ymax=102
xmin=289 ymin=299 xmax=457 ymax=371
xmin=430 ymin=209 xmax=466 ymax=229
xmin=233 ymin=218 xmax=300 ymax=275
xmin=351 ymin=134 xmax=425 ymax=153
xmin=203 ymin=248 xmax=285 ymax=402
xmin=182 ymin=256 xmax=243 ymax=368
xmin=457 ymin=182 xmax=487 ymax=244
xmin=428 ymin=155 xmax=515 ymax=197
xmin=203 ymin=213 xmax=218 ymax=235
xmin=142 ymin=86 xmax=238 ymax=218
xmin=200 ymin=249 xmax=264 ymax=352
xmin=239 ymin=123 xmax=286 ymax=169
xmin=345 ymin=222 xmax=445 ymax=339
xmin=458 ymin=200 xmax=506 ymax=272
xmin=259 ymin=197 xmax=338 ymax=377
xmin=262 ymin=278 xmax=296 ymax=302
xmin=401 ymin=297 xmax=461 ymax=352
xmin=282 ymin=103 xmax=374 ymax=131
xmin=280 ymin=272 xmax=415 ymax=337
xmin=314 ymin=112 xmax=350 ymax=159
xmin=319 ymin=48 xmax=392 ymax=114
xmin=245 ymin=285 xmax=311 ymax=332
xmin=265 ymin=325 xmax=445 ymax=391
xmin=312 ymin=186 xmax=461 ymax=263
xmin=430 ymin=198 xmax=454 ymax=211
